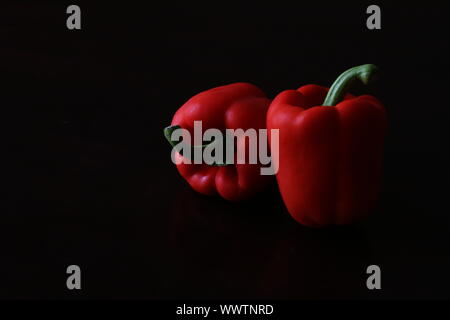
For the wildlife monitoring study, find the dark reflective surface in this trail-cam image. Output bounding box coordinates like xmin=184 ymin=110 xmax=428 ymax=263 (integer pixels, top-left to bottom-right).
xmin=2 ymin=2 xmax=449 ymax=299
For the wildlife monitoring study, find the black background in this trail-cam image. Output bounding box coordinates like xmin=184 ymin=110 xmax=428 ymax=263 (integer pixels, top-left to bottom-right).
xmin=2 ymin=1 xmax=449 ymax=299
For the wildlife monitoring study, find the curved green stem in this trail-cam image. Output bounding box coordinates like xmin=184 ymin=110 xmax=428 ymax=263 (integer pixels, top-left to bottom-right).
xmin=164 ymin=125 xmax=182 ymax=148
xmin=322 ymin=64 xmax=379 ymax=106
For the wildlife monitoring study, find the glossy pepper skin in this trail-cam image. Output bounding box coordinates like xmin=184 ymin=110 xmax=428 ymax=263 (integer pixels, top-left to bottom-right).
xmin=267 ymin=65 xmax=387 ymax=227
xmin=165 ymin=83 xmax=272 ymax=202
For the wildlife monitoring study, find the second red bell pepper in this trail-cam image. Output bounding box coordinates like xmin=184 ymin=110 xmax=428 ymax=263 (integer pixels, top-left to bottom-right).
xmin=267 ymin=64 xmax=387 ymax=227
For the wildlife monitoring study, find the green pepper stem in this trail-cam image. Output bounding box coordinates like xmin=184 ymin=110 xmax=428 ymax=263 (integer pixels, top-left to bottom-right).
xmin=322 ymin=64 xmax=379 ymax=106
xmin=164 ymin=125 xmax=182 ymax=148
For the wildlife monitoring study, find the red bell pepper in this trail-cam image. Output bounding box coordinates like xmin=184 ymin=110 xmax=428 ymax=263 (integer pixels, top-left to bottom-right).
xmin=164 ymin=83 xmax=272 ymax=201
xmin=267 ymin=64 xmax=387 ymax=227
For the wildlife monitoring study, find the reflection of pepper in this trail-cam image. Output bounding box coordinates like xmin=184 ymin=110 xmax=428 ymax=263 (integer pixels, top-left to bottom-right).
xmin=165 ymin=83 xmax=272 ymax=201
xmin=267 ymin=65 xmax=387 ymax=227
